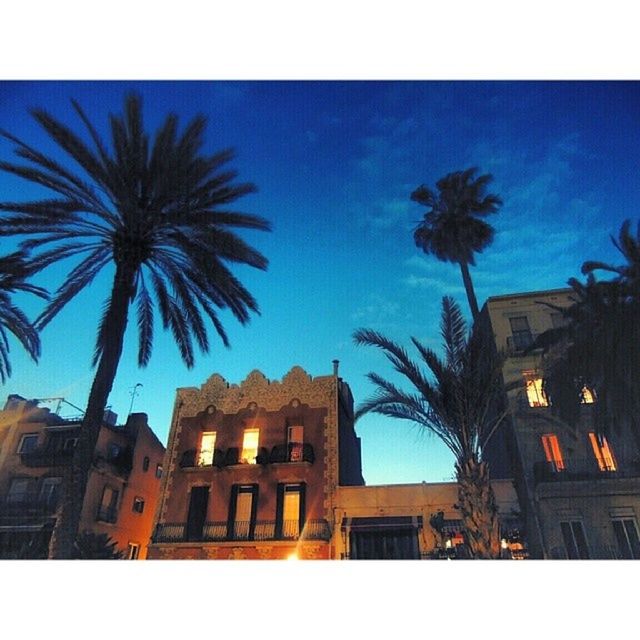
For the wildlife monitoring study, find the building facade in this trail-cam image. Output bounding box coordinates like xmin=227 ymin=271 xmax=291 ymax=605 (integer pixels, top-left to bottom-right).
xmin=148 ymin=364 xmax=364 ymax=559
xmin=0 ymin=395 xmax=165 ymax=559
xmin=481 ymin=289 xmax=640 ymax=559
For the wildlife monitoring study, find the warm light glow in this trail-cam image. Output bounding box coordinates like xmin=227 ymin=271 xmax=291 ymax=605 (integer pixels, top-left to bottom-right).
xmin=589 ymin=432 xmax=617 ymax=471
xmin=287 ymin=552 xmax=299 ymax=560
xmin=501 ymin=538 xmax=508 ymax=549
xmin=241 ymin=428 xmax=259 ymax=464
xmin=525 ymin=374 xmax=549 ymax=407
xmin=445 ymin=539 xmax=452 ymax=549
xmin=581 ymin=387 xmax=595 ymax=404
xmin=198 ymin=431 xmax=216 ymax=466
xmin=541 ymin=434 xmax=565 ymax=471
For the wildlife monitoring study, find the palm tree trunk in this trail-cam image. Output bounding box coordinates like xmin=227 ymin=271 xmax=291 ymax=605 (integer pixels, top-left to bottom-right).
xmin=456 ymin=455 xmax=501 ymax=559
xmin=48 ymin=266 xmax=134 ymax=559
xmin=458 ymin=260 xmax=480 ymax=321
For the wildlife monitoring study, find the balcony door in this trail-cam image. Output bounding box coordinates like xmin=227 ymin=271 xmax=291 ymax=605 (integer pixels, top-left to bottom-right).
xmin=228 ymin=485 xmax=258 ymax=540
xmin=186 ymin=486 xmax=209 ymax=541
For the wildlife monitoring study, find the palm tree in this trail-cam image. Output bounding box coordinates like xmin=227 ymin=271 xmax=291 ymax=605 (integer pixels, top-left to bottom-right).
xmin=411 ymin=167 xmax=502 ymax=320
xmin=0 ymin=94 xmax=271 ymax=558
xmin=0 ymin=250 xmax=48 ymax=382
xmin=532 ymin=220 xmax=640 ymax=449
xmin=353 ymin=296 xmax=513 ymax=558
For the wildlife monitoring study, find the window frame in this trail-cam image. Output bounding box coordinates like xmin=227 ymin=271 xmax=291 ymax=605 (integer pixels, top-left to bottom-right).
xmin=17 ymin=433 xmax=39 ymax=454
xmin=132 ymin=496 xmax=145 ymax=514
xmin=198 ymin=431 xmax=217 ymax=466
xmin=126 ymin=542 xmax=140 ymax=560
xmin=155 ymin=463 xmax=163 ymax=479
xmin=288 ymin=425 xmax=304 ymax=462
xmin=240 ymin=428 xmax=260 ymax=465
xmin=541 ymin=434 xmax=565 ymax=472
xmin=611 ymin=518 xmax=640 ymax=559
xmin=588 ymin=432 xmax=617 ymax=472
xmin=523 ymin=371 xmax=549 ymax=407
xmin=560 ymin=520 xmax=590 ymax=559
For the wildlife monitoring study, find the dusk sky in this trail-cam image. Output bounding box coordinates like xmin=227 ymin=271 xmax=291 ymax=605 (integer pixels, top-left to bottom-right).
xmin=1 ymin=81 xmax=639 ymax=484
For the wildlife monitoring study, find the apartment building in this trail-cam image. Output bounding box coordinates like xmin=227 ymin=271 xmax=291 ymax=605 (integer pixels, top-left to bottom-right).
xmin=0 ymin=395 xmax=165 ymax=559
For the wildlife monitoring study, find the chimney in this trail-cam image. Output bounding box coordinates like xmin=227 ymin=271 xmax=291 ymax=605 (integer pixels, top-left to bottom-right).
xmin=332 ymin=359 xmax=339 ymax=376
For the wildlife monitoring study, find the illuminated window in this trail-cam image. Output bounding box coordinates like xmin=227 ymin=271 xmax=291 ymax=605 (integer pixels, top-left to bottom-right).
xmin=288 ymin=425 xmax=304 ymax=462
xmin=560 ymin=520 xmax=590 ymax=559
xmin=612 ymin=519 xmax=640 ymax=559
xmin=198 ymin=431 xmax=216 ymax=466
xmin=524 ymin=373 xmax=549 ymax=407
xmin=232 ymin=485 xmax=257 ymax=539
xmin=581 ymin=387 xmax=595 ymax=404
xmin=241 ymin=428 xmax=259 ymax=464
xmin=541 ymin=434 xmax=564 ymax=471
xmin=277 ymin=482 xmax=306 ymax=539
xmin=17 ymin=433 xmax=39 ymax=454
xmin=589 ymin=433 xmax=617 ymax=471
xmin=127 ymin=542 xmax=140 ymax=560
xmin=132 ymin=496 xmax=145 ymax=514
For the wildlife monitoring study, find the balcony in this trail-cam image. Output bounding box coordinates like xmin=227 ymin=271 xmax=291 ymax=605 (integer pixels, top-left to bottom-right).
xmin=533 ymin=457 xmax=640 ymax=485
xmin=548 ymin=545 xmax=628 ymax=560
xmin=20 ymin=447 xmax=74 ymax=468
xmin=506 ymin=332 xmax=539 ymax=355
xmin=178 ymin=443 xmax=315 ymax=469
xmin=0 ymin=496 xmax=59 ymax=517
xmin=269 ymin=443 xmax=315 ymax=464
xmin=152 ymin=519 xmax=331 ymax=543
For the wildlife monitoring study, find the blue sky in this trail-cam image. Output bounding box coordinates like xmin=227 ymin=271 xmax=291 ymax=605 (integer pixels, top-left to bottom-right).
xmin=1 ymin=81 xmax=639 ymax=484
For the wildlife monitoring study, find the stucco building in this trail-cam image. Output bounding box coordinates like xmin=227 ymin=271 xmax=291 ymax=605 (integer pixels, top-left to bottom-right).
xmin=0 ymin=395 xmax=165 ymax=559
xmin=481 ymin=289 xmax=640 ymax=559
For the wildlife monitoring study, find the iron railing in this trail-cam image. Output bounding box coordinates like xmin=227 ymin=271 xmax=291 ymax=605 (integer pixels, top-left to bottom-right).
xmin=20 ymin=448 xmax=74 ymax=467
xmin=533 ymin=457 xmax=640 ymax=484
xmin=0 ymin=496 xmax=59 ymax=516
xmin=153 ymin=518 xmax=331 ymax=543
xmin=506 ymin=332 xmax=539 ymax=354
xmin=178 ymin=443 xmax=315 ymax=469
xmin=548 ymin=545 xmax=632 ymax=560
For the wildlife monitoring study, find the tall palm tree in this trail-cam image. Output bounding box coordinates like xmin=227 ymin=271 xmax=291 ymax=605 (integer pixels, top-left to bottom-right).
xmin=0 ymin=250 xmax=48 ymax=382
xmin=354 ymin=296 xmax=513 ymax=558
xmin=0 ymin=94 xmax=271 ymax=558
xmin=532 ymin=220 xmax=640 ymax=449
xmin=411 ymin=167 xmax=502 ymax=320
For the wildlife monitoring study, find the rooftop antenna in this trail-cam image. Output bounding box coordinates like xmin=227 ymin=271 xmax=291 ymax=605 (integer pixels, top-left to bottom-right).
xmin=128 ymin=383 xmax=143 ymax=417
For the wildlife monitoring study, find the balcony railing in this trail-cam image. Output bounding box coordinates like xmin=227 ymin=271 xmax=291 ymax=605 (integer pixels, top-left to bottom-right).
xmin=549 ymin=545 xmax=630 ymax=560
xmin=153 ymin=519 xmax=331 ymax=543
xmin=534 ymin=457 xmax=640 ymax=485
xmin=0 ymin=496 xmax=59 ymax=517
xmin=20 ymin=448 xmax=74 ymax=467
xmin=96 ymin=506 xmax=118 ymax=524
xmin=178 ymin=443 xmax=315 ymax=469
xmin=506 ymin=332 xmax=539 ymax=354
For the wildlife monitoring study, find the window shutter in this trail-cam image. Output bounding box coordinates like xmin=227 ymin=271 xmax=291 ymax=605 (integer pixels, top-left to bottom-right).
xmin=299 ymin=482 xmax=307 ymax=529
xmin=249 ymin=484 xmax=259 ymax=538
xmin=227 ymin=485 xmax=239 ymax=537
xmin=275 ymin=483 xmax=285 ymax=538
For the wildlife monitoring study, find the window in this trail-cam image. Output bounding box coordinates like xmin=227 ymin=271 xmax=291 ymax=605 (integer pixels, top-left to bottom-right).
xmin=142 ymin=456 xmax=150 ymax=472
xmin=97 ymin=486 xmax=119 ymax=523
xmin=132 ymin=496 xmax=145 ymax=514
xmin=230 ymin=485 xmax=258 ymax=539
xmin=39 ymin=477 xmax=62 ymax=506
xmin=240 ymin=428 xmax=259 ymax=464
xmin=17 ymin=433 xmax=39 ymax=454
xmin=581 ymin=387 xmax=595 ymax=404
xmin=541 ymin=434 xmax=565 ymax=471
xmin=63 ymin=437 xmax=78 ymax=451
xmin=560 ymin=520 xmax=590 ymax=559
xmin=155 ymin=463 xmax=163 ymax=479
xmin=612 ymin=519 xmax=640 ymax=559
xmin=524 ymin=372 xmax=549 ymax=407
xmin=126 ymin=542 xmax=140 ymax=560
xmin=6 ymin=478 xmax=32 ymax=503
xmin=550 ymin=312 xmax=565 ymax=329
xmin=588 ymin=433 xmax=617 ymax=471
xmin=276 ymin=482 xmax=306 ymax=539
xmin=198 ymin=431 xmax=216 ymax=466
xmin=509 ymin=316 xmax=533 ymax=350
xmin=108 ymin=443 xmax=121 ymax=459
xmin=288 ymin=425 xmax=304 ymax=462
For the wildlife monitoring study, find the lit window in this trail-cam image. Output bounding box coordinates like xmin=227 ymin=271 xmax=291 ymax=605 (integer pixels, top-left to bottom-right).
xmin=233 ymin=485 xmax=257 ymax=539
xmin=541 ymin=434 xmax=564 ymax=471
xmin=288 ymin=425 xmax=304 ymax=462
xmin=132 ymin=496 xmax=145 ymax=514
xmin=17 ymin=434 xmax=39 ymax=454
xmin=560 ymin=521 xmax=590 ymax=559
xmin=127 ymin=542 xmax=140 ymax=560
xmin=589 ymin=433 xmax=617 ymax=471
xmin=524 ymin=373 xmax=549 ymax=407
xmin=155 ymin=463 xmax=163 ymax=479
xmin=581 ymin=387 xmax=595 ymax=404
xmin=612 ymin=519 xmax=640 ymax=559
xmin=198 ymin=431 xmax=216 ymax=466
xmin=282 ymin=484 xmax=302 ymax=538
xmin=241 ymin=429 xmax=259 ymax=464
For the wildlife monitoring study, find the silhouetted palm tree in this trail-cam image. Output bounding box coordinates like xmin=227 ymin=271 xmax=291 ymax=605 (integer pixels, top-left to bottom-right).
xmin=0 ymin=94 xmax=270 ymax=558
xmin=411 ymin=168 xmax=502 ymax=320
xmin=533 ymin=221 xmax=640 ymax=449
xmin=354 ymin=297 xmax=512 ymax=558
xmin=0 ymin=251 xmax=48 ymax=382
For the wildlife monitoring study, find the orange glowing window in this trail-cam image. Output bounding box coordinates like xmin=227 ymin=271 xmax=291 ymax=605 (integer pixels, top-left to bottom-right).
xmin=589 ymin=433 xmax=617 ymax=471
xmin=288 ymin=425 xmax=304 ymax=462
xmin=541 ymin=434 xmax=564 ymax=471
xmin=524 ymin=373 xmax=549 ymax=407
xmin=198 ymin=431 xmax=216 ymax=466
xmin=581 ymin=387 xmax=595 ymax=404
xmin=241 ymin=428 xmax=259 ymax=464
